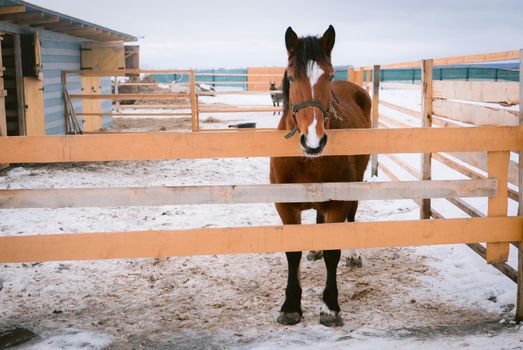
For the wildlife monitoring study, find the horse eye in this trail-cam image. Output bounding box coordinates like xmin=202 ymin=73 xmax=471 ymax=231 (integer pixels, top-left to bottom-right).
xmin=329 ymin=75 xmax=335 ymax=81
xmin=288 ymin=76 xmax=294 ymax=83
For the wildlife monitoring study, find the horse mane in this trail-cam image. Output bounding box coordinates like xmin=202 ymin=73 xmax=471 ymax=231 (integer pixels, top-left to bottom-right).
xmin=282 ymin=36 xmax=330 ymax=116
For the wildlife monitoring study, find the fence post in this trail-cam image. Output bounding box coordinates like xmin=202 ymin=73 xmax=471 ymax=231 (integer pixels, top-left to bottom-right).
xmin=486 ymin=151 xmax=509 ymax=263
xmin=517 ymin=48 xmax=523 ymax=322
xmin=348 ymin=68 xmax=355 ymax=83
xmin=371 ymin=65 xmax=380 ymax=177
xmin=189 ymin=70 xmax=199 ymax=132
xmin=420 ymin=59 xmax=433 ymax=219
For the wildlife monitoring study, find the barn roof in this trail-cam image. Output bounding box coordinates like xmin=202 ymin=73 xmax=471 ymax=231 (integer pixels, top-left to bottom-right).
xmin=0 ymin=0 xmax=137 ymax=42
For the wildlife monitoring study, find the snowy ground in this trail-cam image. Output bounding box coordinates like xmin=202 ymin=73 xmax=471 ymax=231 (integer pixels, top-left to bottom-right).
xmin=1 ymin=89 xmax=523 ymax=349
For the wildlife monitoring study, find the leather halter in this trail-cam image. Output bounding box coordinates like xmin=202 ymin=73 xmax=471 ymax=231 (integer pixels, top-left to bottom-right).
xmin=284 ymin=90 xmax=339 ymax=139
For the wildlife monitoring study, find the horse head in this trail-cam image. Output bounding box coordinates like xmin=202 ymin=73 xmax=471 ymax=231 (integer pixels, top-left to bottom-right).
xmin=282 ymin=25 xmax=336 ymax=157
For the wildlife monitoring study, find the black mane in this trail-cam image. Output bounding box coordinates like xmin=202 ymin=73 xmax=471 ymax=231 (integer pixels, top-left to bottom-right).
xmin=282 ymin=36 xmax=329 ymax=116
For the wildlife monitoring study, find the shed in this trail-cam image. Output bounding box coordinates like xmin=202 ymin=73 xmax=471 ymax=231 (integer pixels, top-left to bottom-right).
xmin=0 ymin=0 xmax=138 ymax=136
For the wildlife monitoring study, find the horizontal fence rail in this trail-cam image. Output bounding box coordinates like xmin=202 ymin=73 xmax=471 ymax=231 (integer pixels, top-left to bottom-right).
xmin=0 ymin=217 xmax=521 ymax=263
xmin=1 ymin=127 xmax=522 ymax=163
xmin=0 ymin=179 xmax=497 ymax=209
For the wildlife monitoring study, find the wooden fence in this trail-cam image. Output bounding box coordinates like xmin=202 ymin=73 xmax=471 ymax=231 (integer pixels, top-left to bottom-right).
xmin=348 ymin=49 xmax=523 ymax=315
xmin=1 ymin=49 xmax=522 ymax=321
xmin=63 ymin=69 xmax=284 ymax=133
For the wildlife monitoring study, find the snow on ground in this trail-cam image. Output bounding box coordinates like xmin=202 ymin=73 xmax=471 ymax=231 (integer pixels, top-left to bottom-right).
xmin=1 ymin=89 xmax=523 ymax=349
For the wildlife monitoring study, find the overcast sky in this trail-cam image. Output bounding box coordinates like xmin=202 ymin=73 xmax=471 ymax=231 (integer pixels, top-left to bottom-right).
xmin=30 ymin=0 xmax=523 ymax=69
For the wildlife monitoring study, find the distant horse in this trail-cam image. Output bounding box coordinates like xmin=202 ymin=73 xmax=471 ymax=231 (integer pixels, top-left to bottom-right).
xmin=269 ymin=81 xmax=283 ymax=115
xmin=269 ymin=25 xmax=371 ymax=327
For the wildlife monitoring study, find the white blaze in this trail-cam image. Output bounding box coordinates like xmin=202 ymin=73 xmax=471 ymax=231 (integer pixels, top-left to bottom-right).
xmin=303 ymin=60 xmax=325 ymax=151
xmin=307 ymin=60 xmax=324 ymax=98
xmin=306 ymin=117 xmax=320 ymax=149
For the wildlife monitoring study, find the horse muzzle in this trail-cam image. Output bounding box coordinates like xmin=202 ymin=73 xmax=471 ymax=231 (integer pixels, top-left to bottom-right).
xmin=300 ymin=133 xmax=328 ymax=157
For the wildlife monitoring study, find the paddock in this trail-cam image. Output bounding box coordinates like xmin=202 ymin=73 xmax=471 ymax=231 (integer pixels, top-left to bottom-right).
xmin=1 ymin=49 xmax=523 ymax=348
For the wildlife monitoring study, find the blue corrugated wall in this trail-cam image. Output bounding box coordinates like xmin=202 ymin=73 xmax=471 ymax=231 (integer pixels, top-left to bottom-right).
xmin=40 ymin=38 xmax=83 ymax=135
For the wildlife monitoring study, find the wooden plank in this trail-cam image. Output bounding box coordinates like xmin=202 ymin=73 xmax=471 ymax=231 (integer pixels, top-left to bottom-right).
xmin=189 ymin=70 xmax=198 ymax=132
xmin=445 ymin=151 xmax=519 ymax=186
xmin=0 ymin=6 xmax=25 ymax=15
xmin=81 ymin=42 xmax=125 ymax=71
xmin=0 ymin=216 xmax=521 ymax=263
xmin=433 ymin=99 xmax=519 ymax=126
xmin=371 ymin=65 xmax=380 ymax=176
xmin=421 ymin=59 xmax=433 ymax=219
xmin=376 ymin=50 xmax=519 ymax=70
xmin=81 ymin=76 xmax=102 ymax=132
xmin=348 ymin=68 xmax=355 ymax=83
xmin=0 ymin=179 xmax=497 ymax=209
xmin=17 ymin=15 xmax=59 ymax=26
xmin=380 ymin=100 xmax=420 ymax=118
xmin=69 ymin=94 xmax=190 ymax=100
xmin=246 ymin=67 xmax=285 ymax=92
xmin=431 ymin=208 xmax=517 ymax=283
xmin=517 ymin=48 xmax=523 ymax=322
xmin=23 ymin=77 xmax=45 ymax=136
xmin=486 ymin=151 xmax=510 ymax=263
xmin=1 ymin=127 xmax=523 ymax=164
xmin=13 ymin=34 xmax=24 ymax=135
xmin=433 ymin=152 xmax=518 ymax=201
xmin=0 ymin=33 xmax=6 ymax=138
xmin=433 ymin=81 xmax=519 ymax=105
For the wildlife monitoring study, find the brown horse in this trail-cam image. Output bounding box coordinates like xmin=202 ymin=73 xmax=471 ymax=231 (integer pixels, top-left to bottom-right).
xmin=269 ymin=25 xmax=371 ymax=327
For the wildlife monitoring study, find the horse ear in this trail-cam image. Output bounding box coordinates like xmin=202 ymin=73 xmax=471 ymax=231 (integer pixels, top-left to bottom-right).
xmin=321 ymin=25 xmax=336 ymax=56
xmin=285 ymin=26 xmax=299 ymax=54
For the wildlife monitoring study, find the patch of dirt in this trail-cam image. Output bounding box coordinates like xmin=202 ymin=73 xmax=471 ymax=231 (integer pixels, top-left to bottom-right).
xmin=0 ymin=247 xmax=513 ymax=349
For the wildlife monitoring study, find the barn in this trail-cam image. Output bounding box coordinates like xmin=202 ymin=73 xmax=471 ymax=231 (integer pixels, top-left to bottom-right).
xmin=0 ymin=0 xmax=138 ymax=136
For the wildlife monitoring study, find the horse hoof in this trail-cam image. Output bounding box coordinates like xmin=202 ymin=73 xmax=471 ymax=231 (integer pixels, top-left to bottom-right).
xmin=320 ymin=312 xmax=343 ymax=327
xmin=345 ymin=255 xmax=362 ymax=268
xmin=277 ymin=312 xmax=302 ymax=325
xmin=306 ymin=250 xmax=323 ymax=261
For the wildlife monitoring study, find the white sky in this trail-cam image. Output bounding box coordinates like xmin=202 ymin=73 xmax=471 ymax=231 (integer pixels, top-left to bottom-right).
xmin=30 ymin=0 xmax=523 ymax=69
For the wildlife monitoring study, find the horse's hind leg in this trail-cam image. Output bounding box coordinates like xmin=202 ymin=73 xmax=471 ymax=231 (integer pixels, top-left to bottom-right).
xmin=345 ymin=201 xmax=362 ymax=268
xmin=306 ymin=212 xmax=325 ymax=262
xmin=275 ymin=204 xmax=303 ymax=325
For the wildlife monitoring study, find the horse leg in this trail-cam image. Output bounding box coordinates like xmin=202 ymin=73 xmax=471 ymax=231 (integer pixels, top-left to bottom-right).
xmin=320 ymin=211 xmax=346 ymax=327
xmin=306 ymin=211 xmax=324 ymax=261
xmin=275 ymin=204 xmax=303 ymax=325
xmin=344 ymin=201 xmax=362 ymax=268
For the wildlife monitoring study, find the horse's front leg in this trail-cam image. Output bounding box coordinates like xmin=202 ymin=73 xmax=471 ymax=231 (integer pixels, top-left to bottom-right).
xmin=320 ymin=210 xmax=347 ymax=327
xmin=275 ymin=203 xmax=302 ymax=325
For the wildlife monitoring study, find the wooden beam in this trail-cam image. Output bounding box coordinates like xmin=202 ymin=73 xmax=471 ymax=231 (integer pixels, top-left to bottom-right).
xmin=0 ymin=179 xmax=497 ymax=209
xmin=373 ymin=50 xmax=520 ymax=70
xmin=41 ymin=19 xmax=73 ymax=30
xmin=371 ymin=65 xmax=380 ymax=176
xmin=380 ymin=100 xmax=420 ymax=118
xmin=486 ymin=151 xmax=510 ymax=263
xmin=189 ymin=70 xmax=199 ymax=131
xmin=433 ymin=99 xmax=519 ymax=126
xmin=431 ymin=209 xmax=517 ymax=283
xmin=0 ymin=6 xmax=25 ymax=15
xmin=69 ymin=94 xmax=190 ymax=100
xmin=13 ymin=34 xmax=24 ymax=136
xmin=433 ymin=81 xmax=519 ymax=105
xmin=517 ymin=48 xmax=523 ymax=322
xmin=62 ymin=26 xmax=99 ymax=35
xmin=0 ymin=217 xmax=521 ymax=263
xmin=1 ymin=127 xmax=523 ymax=164
xmin=0 ymin=11 xmax=42 ymax=22
xmin=421 ymin=59 xmax=433 ymax=219
xmin=17 ymin=15 xmax=59 ymax=26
